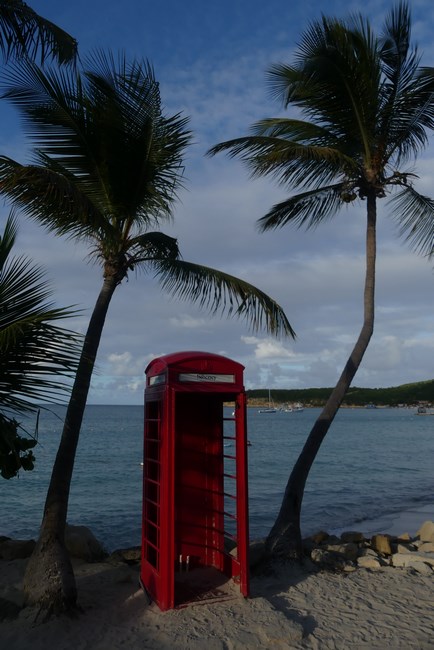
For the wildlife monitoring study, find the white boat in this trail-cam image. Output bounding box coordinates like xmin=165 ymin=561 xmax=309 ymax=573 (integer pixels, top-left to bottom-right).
xmin=416 ymin=406 xmax=434 ymax=415
xmin=258 ymin=390 xmax=277 ymax=413
xmin=280 ymin=403 xmax=303 ymax=413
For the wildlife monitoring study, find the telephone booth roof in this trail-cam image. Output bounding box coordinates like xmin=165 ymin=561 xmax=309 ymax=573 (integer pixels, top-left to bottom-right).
xmin=145 ymin=350 xmax=245 ymax=392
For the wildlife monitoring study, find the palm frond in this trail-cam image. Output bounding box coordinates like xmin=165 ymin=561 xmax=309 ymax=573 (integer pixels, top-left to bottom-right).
xmin=381 ymin=67 xmax=434 ymax=166
xmin=374 ymin=3 xmax=434 ymax=167
xmin=0 ymin=157 xmax=110 ymax=242
xmin=258 ymin=184 xmax=346 ymax=231
xmin=127 ymin=231 xmax=180 ymax=264
xmin=388 ymin=185 xmax=434 ymax=256
xmin=0 ymin=206 xmax=17 ymax=264
xmin=208 ymin=133 xmax=353 ymax=191
xmin=1 ymin=54 xmax=192 ymax=225
xmin=380 ymin=1 xmax=411 ymax=77
xmin=151 ymin=259 xmax=295 ymax=338
xmin=0 ymin=0 xmax=77 ymax=64
xmin=250 ymin=118 xmax=359 ymax=184
xmin=267 ymin=14 xmax=381 ymax=159
xmin=0 ymin=214 xmax=82 ymax=414
xmin=251 ymin=117 xmax=334 ymax=142
xmin=0 ymin=321 xmax=81 ymax=414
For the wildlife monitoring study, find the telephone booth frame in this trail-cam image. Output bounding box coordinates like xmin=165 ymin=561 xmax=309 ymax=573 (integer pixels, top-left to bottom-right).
xmin=140 ymin=351 xmax=250 ymax=611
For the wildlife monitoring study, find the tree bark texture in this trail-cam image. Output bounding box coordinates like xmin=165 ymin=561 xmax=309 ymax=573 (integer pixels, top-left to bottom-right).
xmin=23 ymin=273 xmax=118 ymax=614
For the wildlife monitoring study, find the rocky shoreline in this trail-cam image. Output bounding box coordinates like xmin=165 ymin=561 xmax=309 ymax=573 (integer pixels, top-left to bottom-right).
xmin=301 ymin=519 xmax=434 ymax=574
xmin=2 ymin=518 xmax=433 ymax=581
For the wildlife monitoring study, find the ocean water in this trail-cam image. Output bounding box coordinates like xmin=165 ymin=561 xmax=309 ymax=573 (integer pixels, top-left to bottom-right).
xmin=1 ymin=405 xmax=434 ymax=551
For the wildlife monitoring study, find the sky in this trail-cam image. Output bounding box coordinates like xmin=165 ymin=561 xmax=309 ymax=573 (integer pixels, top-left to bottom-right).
xmin=2 ymin=0 xmax=434 ymax=404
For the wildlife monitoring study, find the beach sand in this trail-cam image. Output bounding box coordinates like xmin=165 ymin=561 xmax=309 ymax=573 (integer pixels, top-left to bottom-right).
xmin=1 ymin=508 xmax=433 ymax=649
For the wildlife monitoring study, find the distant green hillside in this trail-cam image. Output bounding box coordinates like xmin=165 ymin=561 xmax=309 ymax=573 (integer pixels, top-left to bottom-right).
xmin=247 ymin=379 xmax=434 ymax=407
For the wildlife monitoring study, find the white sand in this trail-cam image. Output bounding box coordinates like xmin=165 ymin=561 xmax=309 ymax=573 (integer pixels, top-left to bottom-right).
xmin=1 ymin=554 xmax=433 ymax=649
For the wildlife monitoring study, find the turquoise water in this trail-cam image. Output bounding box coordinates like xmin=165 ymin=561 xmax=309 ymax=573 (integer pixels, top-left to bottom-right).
xmin=1 ymin=405 xmax=434 ymax=551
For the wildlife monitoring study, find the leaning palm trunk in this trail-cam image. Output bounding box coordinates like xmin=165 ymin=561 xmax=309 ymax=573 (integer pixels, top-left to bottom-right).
xmin=23 ymin=270 xmax=119 ymax=613
xmin=266 ymin=196 xmax=377 ymax=560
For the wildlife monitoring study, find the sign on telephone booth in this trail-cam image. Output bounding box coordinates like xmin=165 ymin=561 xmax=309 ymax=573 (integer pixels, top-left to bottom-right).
xmin=140 ymin=351 xmax=250 ymax=611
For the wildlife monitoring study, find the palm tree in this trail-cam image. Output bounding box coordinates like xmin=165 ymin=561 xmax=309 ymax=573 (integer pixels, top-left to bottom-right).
xmin=0 ymin=51 xmax=293 ymax=613
xmin=0 ymin=212 xmax=81 ymax=478
xmin=209 ymin=2 xmax=434 ymax=559
xmin=0 ymin=0 xmax=77 ymax=64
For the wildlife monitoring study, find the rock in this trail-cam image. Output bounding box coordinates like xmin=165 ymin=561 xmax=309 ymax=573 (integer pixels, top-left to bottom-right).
xmin=310 ymin=548 xmax=354 ymax=572
xmin=409 ymin=562 xmax=433 ymax=575
xmin=417 ymin=552 xmax=434 ymax=567
xmin=310 ymin=531 xmax=330 ymax=544
xmin=418 ymin=542 xmax=434 ymax=553
xmin=310 ymin=548 xmax=326 ymax=564
xmin=65 ymin=524 xmax=107 ymax=562
xmin=397 ymin=532 xmax=411 ymax=541
xmin=0 ymin=538 xmax=35 ymax=560
xmin=323 ymin=543 xmax=358 ymax=562
xmin=340 ymin=531 xmax=365 ymax=543
xmin=358 ymin=547 xmax=380 ymax=558
xmin=109 ymin=546 xmax=141 ymax=565
xmin=371 ymin=534 xmax=392 ymax=555
xmin=390 ymin=553 xmax=411 ymax=568
xmin=417 ymin=521 xmax=434 ymax=543
xmin=342 ymin=564 xmax=357 ymax=573
xmin=391 ymin=552 xmax=434 ymax=569
xmin=391 ymin=553 xmax=432 ymax=575
xmin=356 ymin=556 xmax=381 ymax=570
xmin=395 ymin=543 xmax=416 ymax=554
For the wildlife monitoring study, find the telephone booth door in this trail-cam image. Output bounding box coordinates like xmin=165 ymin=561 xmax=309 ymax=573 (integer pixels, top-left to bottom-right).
xmin=140 ymin=351 xmax=249 ymax=611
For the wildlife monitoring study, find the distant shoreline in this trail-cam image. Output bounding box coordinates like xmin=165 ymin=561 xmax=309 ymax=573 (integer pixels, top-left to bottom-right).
xmin=246 ymin=379 xmax=434 ymax=408
xmin=234 ymin=401 xmax=426 ymax=410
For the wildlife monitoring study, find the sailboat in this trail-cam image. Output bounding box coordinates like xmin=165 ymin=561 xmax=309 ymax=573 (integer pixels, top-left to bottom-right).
xmin=258 ymin=389 xmax=277 ymax=413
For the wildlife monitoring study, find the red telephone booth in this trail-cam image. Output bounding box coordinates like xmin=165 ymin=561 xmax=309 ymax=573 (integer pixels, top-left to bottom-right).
xmin=140 ymin=351 xmax=250 ymax=611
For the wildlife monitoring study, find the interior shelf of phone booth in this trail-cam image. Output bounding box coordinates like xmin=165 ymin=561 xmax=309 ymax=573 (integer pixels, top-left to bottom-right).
xmin=140 ymin=351 xmax=250 ymax=611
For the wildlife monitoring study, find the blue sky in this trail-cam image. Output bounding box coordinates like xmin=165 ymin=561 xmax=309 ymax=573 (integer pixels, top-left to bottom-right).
xmin=3 ymin=0 xmax=434 ymax=404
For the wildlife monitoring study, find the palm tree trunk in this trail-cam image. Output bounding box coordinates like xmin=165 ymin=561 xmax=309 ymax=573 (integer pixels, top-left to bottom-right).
xmin=23 ymin=272 xmax=118 ymax=614
xmin=266 ymin=194 xmax=377 ymax=560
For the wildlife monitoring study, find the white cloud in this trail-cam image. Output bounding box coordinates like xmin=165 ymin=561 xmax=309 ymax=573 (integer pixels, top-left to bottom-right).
xmin=105 ymin=352 xmax=144 ymax=377
xmin=241 ymin=336 xmax=295 ymax=360
xmin=169 ymin=314 xmax=208 ymax=328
